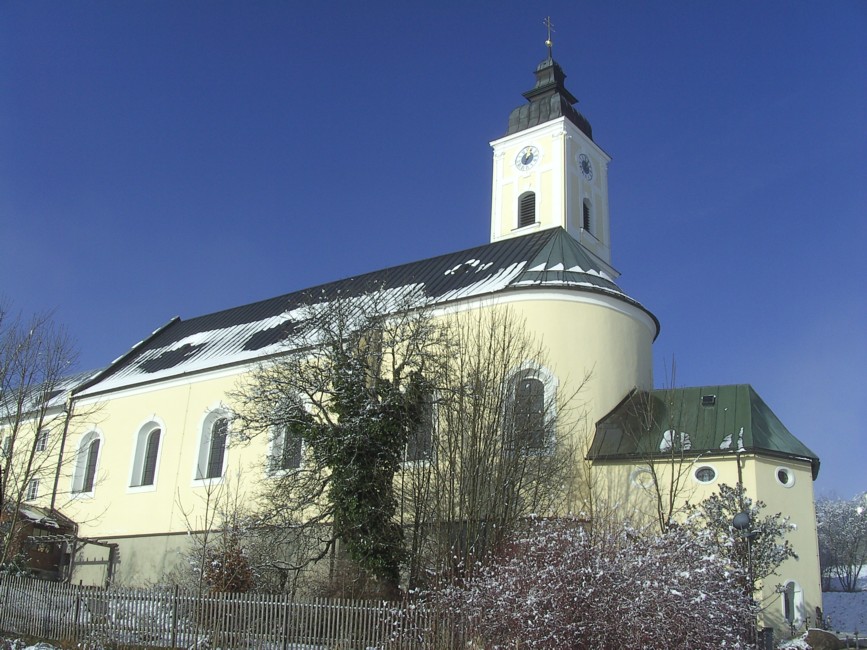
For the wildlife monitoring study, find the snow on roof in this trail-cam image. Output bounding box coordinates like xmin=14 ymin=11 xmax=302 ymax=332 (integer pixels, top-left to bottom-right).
xmin=80 ymin=229 xmax=654 ymax=396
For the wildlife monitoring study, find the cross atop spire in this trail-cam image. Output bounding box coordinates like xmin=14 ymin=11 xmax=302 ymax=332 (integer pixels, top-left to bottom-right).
xmin=543 ymin=16 xmax=555 ymax=58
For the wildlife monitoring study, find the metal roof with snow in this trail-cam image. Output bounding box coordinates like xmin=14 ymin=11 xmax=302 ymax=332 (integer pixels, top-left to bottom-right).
xmin=78 ymin=228 xmax=657 ymax=396
xmin=589 ymin=384 xmax=820 ymax=478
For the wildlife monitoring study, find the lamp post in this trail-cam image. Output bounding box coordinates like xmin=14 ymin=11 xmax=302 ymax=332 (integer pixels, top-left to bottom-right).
xmin=733 ymin=511 xmax=761 ymax=647
xmin=732 ymin=511 xmax=755 ymax=593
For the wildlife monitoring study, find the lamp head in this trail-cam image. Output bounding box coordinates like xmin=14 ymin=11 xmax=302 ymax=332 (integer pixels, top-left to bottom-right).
xmin=732 ymin=511 xmax=751 ymax=531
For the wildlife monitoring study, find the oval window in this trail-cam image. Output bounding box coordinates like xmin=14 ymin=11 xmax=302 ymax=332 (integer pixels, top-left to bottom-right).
xmin=694 ymin=466 xmax=717 ymax=483
xmin=630 ymin=468 xmax=655 ymax=489
xmin=776 ymin=467 xmax=795 ymax=488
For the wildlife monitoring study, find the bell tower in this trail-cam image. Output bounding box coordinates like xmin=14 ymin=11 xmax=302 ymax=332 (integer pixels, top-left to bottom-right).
xmin=490 ymin=36 xmax=614 ymax=274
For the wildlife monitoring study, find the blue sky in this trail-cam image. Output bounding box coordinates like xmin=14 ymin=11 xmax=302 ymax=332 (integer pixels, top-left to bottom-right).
xmin=1 ymin=2 xmax=864 ymax=499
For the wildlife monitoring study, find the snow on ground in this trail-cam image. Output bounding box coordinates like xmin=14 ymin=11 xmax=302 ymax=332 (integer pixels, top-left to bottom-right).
xmin=1 ymin=642 xmax=58 ymax=650
xmin=823 ymin=572 xmax=867 ymax=636
xmin=823 ymin=590 xmax=867 ymax=635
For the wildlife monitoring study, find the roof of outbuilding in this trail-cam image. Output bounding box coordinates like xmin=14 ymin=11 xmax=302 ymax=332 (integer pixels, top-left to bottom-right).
xmin=589 ymin=384 xmax=820 ymax=479
xmin=1 ymin=368 xmax=102 ymax=417
xmin=78 ymin=228 xmax=656 ymax=396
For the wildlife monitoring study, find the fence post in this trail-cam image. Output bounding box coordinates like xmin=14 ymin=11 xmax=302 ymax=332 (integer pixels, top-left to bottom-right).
xmin=171 ymin=584 xmax=179 ymax=648
xmin=281 ymin=594 xmax=291 ymax=650
xmin=1 ymin=575 xmax=9 ymax=630
xmin=73 ymin=581 xmax=82 ymax=639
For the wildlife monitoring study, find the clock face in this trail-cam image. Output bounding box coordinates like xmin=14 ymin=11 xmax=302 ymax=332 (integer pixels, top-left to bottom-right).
xmin=578 ymin=153 xmax=593 ymax=180
xmin=515 ymin=146 xmax=540 ymax=172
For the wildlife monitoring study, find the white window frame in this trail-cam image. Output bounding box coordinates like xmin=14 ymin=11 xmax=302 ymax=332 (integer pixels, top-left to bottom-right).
xmin=72 ymin=429 xmax=103 ymax=496
xmin=26 ymin=478 xmax=39 ymax=501
xmin=781 ymin=580 xmax=803 ymax=625
xmin=269 ymin=425 xmax=304 ymax=475
xmin=36 ymin=429 xmax=49 ymax=452
xmin=582 ymin=197 xmax=593 ymax=235
xmin=775 ymin=466 xmax=796 ymax=488
xmin=516 ymin=191 xmax=537 ymax=230
xmin=506 ymin=363 xmax=558 ymax=453
xmin=194 ymin=407 xmax=230 ymax=484
xmin=128 ymin=417 xmax=165 ymax=492
xmin=692 ymin=464 xmax=718 ymax=485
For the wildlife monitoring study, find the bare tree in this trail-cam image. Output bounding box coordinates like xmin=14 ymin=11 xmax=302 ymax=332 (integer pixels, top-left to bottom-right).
xmin=398 ymin=306 xmax=590 ymax=585
xmin=627 ymin=383 xmax=701 ymax=533
xmin=0 ymin=303 xmax=79 ymax=568
xmin=170 ymin=467 xmax=260 ymax=596
xmin=230 ymin=286 xmax=440 ymax=597
xmin=589 ymin=363 xmax=703 ymax=534
xmin=816 ymin=494 xmax=867 ymax=592
xmin=414 ymin=517 xmax=754 ymax=650
xmin=231 ymin=288 xmax=592 ymax=594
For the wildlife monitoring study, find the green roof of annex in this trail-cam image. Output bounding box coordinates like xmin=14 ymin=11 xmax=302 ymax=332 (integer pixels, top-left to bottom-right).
xmin=590 ymin=384 xmax=820 ymax=479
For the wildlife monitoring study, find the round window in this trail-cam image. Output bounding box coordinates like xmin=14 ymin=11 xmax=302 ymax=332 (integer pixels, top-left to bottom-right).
xmin=694 ymin=465 xmax=717 ymax=484
xmin=630 ymin=468 xmax=655 ymax=489
xmin=775 ymin=467 xmax=795 ymax=488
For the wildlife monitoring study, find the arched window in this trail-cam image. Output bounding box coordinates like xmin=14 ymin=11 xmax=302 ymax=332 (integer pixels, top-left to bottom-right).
xmin=582 ymin=198 xmax=592 ymax=234
xmin=73 ymin=431 xmax=102 ymax=493
xmin=207 ymin=418 xmax=228 ymax=479
xmin=130 ymin=422 xmax=163 ymax=487
xmin=141 ymin=429 xmax=161 ymax=485
xmin=512 ymin=374 xmax=545 ymax=449
xmin=272 ymin=426 xmax=303 ymax=472
xmin=518 ymin=192 xmax=536 ymax=228
xmin=782 ymin=581 xmax=802 ymax=625
xmin=196 ymin=412 xmax=229 ymax=480
xmin=406 ymin=391 xmax=434 ymax=462
xmin=507 ymin=366 xmax=558 ymax=452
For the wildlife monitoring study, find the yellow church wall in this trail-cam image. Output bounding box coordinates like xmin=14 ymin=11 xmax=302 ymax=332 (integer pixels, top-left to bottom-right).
xmin=746 ymin=457 xmax=821 ymax=632
xmin=50 ymin=289 xmax=654 ymax=584
xmin=490 ymin=118 xmax=613 ymax=268
xmin=1 ymin=409 xmax=67 ymax=510
xmin=62 ymin=368 xmax=272 ymax=541
xmin=502 ymin=292 xmax=654 ymax=422
xmin=590 ymin=454 xmax=820 ymax=637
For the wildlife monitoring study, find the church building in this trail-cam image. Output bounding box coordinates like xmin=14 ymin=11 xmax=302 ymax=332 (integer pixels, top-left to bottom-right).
xmin=9 ymin=45 xmax=820 ymax=635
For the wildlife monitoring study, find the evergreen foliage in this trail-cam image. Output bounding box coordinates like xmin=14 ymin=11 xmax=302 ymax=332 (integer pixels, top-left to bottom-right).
xmin=685 ymin=482 xmax=797 ymax=595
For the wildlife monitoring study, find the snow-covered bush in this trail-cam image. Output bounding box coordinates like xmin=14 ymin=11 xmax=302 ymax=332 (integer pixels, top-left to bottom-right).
xmin=418 ymin=517 xmax=754 ymax=649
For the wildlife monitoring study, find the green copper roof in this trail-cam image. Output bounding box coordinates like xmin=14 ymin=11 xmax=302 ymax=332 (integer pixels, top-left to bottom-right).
xmin=513 ymin=227 xmax=622 ymax=292
xmin=589 ymin=384 xmax=820 ymax=479
xmin=507 ymin=57 xmax=593 ymax=139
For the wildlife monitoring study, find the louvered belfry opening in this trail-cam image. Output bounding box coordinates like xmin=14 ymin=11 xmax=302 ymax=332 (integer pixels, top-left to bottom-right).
xmin=518 ymin=192 xmax=536 ymax=228
xmin=583 ymin=200 xmax=591 ymax=232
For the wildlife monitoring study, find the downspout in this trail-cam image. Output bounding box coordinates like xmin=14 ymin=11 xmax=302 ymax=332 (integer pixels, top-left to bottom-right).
xmin=50 ymin=394 xmax=75 ymax=512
